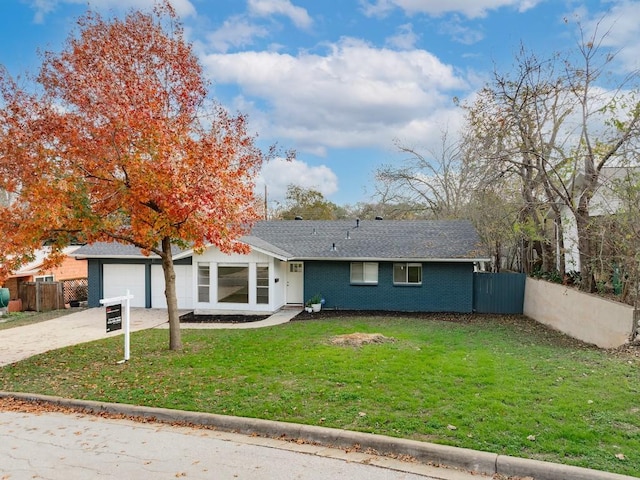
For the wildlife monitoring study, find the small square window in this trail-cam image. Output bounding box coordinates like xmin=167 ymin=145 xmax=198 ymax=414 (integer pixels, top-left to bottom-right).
xmin=393 ymin=263 xmax=422 ymax=285
xmin=350 ymin=262 xmax=378 ymax=284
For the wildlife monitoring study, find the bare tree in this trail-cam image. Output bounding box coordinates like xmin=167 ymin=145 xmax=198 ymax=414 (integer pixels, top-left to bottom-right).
xmin=463 ymin=22 xmax=640 ymax=289
xmin=375 ymin=130 xmax=477 ymax=220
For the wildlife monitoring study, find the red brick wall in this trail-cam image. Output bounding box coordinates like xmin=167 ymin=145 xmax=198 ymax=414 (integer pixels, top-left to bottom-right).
xmin=2 ymin=257 xmax=87 ymax=300
xmin=42 ymin=257 xmax=88 ymax=281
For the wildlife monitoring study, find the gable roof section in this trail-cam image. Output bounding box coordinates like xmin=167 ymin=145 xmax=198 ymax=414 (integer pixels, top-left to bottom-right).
xmin=73 ymin=220 xmax=488 ymax=262
xmin=74 ymin=242 xmax=185 ymax=259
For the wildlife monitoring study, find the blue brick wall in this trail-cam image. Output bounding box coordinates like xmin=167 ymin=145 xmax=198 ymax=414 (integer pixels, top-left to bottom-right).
xmin=87 ymin=259 xmax=102 ymax=308
xmin=304 ymin=261 xmax=474 ymax=313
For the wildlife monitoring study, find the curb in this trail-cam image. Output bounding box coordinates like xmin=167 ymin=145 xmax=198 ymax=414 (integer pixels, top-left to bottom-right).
xmin=1 ymin=392 xmax=636 ymax=480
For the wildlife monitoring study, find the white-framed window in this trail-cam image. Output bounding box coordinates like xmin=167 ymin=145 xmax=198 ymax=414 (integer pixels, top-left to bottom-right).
xmin=218 ymin=264 xmax=249 ymax=303
xmin=35 ymin=275 xmax=54 ymax=282
xmin=350 ymin=262 xmax=378 ymax=284
xmin=393 ymin=263 xmax=422 ymax=285
xmin=197 ymin=263 xmax=210 ymax=303
xmin=256 ymin=264 xmax=269 ymax=305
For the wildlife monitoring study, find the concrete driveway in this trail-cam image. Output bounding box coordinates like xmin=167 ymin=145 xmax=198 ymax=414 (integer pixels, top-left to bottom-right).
xmin=0 ymin=308 xmax=168 ymax=367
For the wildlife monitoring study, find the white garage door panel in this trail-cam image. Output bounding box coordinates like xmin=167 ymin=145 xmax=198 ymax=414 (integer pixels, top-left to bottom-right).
xmin=151 ymin=265 xmax=193 ymax=309
xmin=103 ymin=264 xmax=147 ymax=308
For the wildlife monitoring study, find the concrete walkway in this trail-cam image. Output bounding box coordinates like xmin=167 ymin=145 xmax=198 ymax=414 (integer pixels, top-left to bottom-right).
xmin=0 ymin=307 xmax=300 ymax=367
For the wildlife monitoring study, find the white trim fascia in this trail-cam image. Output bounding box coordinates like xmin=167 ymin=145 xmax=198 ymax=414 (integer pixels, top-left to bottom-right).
xmin=74 ymin=254 xmax=161 ymax=260
xmin=289 ymin=257 xmax=491 ymax=263
xmin=246 ymin=246 xmax=290 ymax=261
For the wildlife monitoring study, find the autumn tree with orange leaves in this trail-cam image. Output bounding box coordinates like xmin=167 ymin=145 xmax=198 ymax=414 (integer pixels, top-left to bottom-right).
xmin=0 ymin=3 xmax=268 ymax=350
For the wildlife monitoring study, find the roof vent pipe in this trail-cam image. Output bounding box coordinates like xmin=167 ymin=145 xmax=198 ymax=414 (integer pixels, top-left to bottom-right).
xmin=346 ymin=230 xmax=351 ymax=239
xmin=356 ymin=218 xmax=360 ymax=228
xmin=331 ymin=242 xmax=337 ymax=251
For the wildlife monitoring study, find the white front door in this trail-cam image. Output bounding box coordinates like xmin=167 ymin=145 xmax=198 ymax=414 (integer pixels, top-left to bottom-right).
xmin=286 ymin=262 xmax=304 ymax=304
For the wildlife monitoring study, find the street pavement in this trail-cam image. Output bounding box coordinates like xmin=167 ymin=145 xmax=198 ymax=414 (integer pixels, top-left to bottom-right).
xmin=1 ymin=408 xmax=454 ymax=480
xmin=1 ymin=308 xmax=637 ymax=480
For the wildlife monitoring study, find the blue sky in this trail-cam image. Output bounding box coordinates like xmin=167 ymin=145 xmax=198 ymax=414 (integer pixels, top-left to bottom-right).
xmin=1 ymin=0 xmax=639 ymax=209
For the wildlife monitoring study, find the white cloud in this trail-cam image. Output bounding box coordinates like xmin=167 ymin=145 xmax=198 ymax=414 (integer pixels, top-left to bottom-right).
xmin=29 ymin=0 xmax=196 ymax=23
xmin=438 ymin=15 xmax=484 ymax=44
xmin=256 ymin=158 xmax=339 ymax=204
xmin=207 ymin=16 xmax=269 ymax=53
xmin=202 ymin=37 xmax=468 ymax=153
xmin=385 ymin=23 xmax=419 ymax=50
xmin=580 ymin=0 xmax=640 ymax=74
xmin=360 ymin=0 xmax=543 ymax=19
xmin=248 ymin=0 xmax=312 ymax=29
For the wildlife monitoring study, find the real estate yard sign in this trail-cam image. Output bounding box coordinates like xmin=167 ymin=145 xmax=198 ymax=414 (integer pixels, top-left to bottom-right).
xmin=106 ymin=304 xmax=122 ymax=332
xmin=100 ymin=291 xmax=133 ymax=363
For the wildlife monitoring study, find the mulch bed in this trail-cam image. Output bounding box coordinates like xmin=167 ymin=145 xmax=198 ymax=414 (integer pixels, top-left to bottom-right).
xmin=179 ymin=312 xmax=269 ymax=323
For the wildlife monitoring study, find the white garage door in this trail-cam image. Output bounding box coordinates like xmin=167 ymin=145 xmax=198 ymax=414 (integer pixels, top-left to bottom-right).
xmin=151 ymin=264 xmax=193 ymax=309
xmin=103 ymin=264 xmax=147 ymax=308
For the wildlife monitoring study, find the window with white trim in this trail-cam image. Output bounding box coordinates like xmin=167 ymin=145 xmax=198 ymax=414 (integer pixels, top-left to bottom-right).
xmin=393 ymin=263 xmax=422 ymax=285
xmin=350 ymin=262 xmax=378 ymax=284
xmin=197 ymin=263 xmax=210 ymax=302
xmin=35 ymin=275 xmax=54 ymax=282
xmin=256 ymin=264 xmax=269 ymax=305
xmin=218 ymin=264 xmax=249 ymax=303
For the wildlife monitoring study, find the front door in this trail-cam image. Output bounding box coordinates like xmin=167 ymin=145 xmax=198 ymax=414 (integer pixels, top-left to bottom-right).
xmin=286 ymin=262 xmax=304 ymax=304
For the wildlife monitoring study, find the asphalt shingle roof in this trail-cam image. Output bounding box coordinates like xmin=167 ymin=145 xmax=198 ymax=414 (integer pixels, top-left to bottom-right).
xmin=73 ymin=242 xmax=184 ymax=258
xmin=244 ymin=220 xmax=486 ymax=260
xmin=73 ymin=220 xmax=487 ymax=261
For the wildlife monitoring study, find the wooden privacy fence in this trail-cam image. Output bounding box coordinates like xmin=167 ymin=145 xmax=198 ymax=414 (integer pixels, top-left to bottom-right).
xmin=19 ymin=282 xmax=65 ymax=312
xmin=473 ymin=272 xmax=526 ymax=314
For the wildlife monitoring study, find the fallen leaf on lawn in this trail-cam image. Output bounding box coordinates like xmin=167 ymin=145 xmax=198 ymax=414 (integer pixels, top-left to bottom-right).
xmin=447 ymin=424 xmax=457 ymax=431
xmin=615 ymin=453 xmax=626 ymax=460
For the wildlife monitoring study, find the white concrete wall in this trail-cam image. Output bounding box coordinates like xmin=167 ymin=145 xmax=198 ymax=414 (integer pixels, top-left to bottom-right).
xmin=524 ymin=277 xmax=634 ymax=348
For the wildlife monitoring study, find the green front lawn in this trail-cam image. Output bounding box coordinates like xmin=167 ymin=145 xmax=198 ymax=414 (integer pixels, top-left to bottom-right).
xmin=1 ymin=314 xmax=638 ymax=476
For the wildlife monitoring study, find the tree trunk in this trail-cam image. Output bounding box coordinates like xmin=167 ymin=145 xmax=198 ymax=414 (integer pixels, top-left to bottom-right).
xmin=575 ymin=204 xmax=595 ymax=292
xmin=555 ymin=215 xmax=566 ymax=276
xmin=161 ymin=236 xmax=182 ymax=351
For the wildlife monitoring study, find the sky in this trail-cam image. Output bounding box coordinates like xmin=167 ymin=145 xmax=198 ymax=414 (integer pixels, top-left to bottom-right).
xmin=1 ymin=0 xmax=639 ymax=210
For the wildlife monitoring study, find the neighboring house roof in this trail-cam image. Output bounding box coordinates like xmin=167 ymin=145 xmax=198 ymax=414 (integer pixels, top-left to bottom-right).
xmin=74 ymin=220 xmax=488 ymax=262
xmin=10 ymin=246 xmax=82 ymax=278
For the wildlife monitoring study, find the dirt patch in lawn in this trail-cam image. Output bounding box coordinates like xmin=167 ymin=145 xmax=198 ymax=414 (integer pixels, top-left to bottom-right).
xmin=329 ymin=332 xmax=395 ymax=347
xmin=295 ymin=309 xmax=640 ymax=359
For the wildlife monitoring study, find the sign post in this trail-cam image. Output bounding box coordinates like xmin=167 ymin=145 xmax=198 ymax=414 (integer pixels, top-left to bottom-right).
xmin=100 ymin=290 xmax=133 ymax=363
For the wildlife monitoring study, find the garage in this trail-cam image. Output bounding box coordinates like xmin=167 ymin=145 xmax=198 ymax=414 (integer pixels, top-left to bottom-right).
xmin=103 ymin=264 xmax=147 ymax=308
xmin=151 ymin=264 xmax=193 ymax=309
